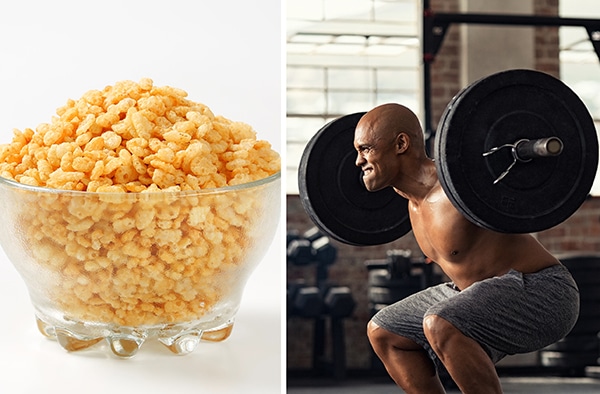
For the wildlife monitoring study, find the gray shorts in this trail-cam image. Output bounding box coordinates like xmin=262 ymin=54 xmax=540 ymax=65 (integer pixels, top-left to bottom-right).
xmin=371 ymin=264 xmax=580 ymax=371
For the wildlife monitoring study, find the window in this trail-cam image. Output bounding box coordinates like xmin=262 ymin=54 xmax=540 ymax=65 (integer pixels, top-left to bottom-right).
xmin=560 ymin=2 xmax=600 ymax=195
xmin=286 ymin=0 xmax=422 ymax=194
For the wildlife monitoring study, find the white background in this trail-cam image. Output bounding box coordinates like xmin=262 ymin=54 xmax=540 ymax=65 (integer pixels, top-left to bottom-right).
xmin=0 ymin=1 xmax=284 ymax=393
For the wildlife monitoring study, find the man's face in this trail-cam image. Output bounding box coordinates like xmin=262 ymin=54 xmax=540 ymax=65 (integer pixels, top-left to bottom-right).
xmin=354 ymin=123 xmax=399 ymax=192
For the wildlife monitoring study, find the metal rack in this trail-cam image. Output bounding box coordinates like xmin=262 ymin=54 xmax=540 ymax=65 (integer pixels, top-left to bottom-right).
xmin=422 ymin=1 xmax=600 ymax=141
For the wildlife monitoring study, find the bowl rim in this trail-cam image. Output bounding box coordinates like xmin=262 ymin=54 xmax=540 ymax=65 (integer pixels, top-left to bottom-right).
xmin=0 ymin=171 xmax=280 ymax=196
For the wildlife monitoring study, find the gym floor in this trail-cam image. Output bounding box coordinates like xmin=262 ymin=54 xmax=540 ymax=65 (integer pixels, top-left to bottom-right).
xmin=287 ymin=374 xmax=600 ymax=393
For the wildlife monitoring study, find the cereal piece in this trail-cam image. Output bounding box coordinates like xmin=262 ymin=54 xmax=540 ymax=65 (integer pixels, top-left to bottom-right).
xmin=76 ymin=114 xmax=96 ymax=136
xmin=18 ymin=175 xmax=39 ymax=186
xmin=114 ymin=163 xmax=137 ymax=184
xmin=131 ymin=110 xmax=153 ymax=140
xmin=163 ymin=129 xmax=191 ymax=146
xmin=102 ymin=131 xmax=122 ymax=150
xmin=130 ymin=154 xmax=147 ymax=175
xmin=72 ymin=156 xmax=94 ymax=173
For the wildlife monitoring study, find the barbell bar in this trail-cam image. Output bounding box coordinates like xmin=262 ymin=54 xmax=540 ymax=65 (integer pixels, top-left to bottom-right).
xmin=298 ymin=69 xmax=599 ymax=246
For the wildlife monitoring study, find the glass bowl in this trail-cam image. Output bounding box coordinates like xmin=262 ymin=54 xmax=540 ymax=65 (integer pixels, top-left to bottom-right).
xmin=0 ymin=172 xmax=280 ymax=357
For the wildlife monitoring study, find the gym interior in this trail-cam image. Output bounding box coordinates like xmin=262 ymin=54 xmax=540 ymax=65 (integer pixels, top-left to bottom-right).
xmin=286 ymin=0 xmax=600 ymax=392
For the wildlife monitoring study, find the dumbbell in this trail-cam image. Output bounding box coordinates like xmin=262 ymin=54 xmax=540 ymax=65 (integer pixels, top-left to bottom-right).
xmin=287 ymin=280 xmax=323 ymax=318
xmin=287 ymin=229 xmax=301 ymax=247
xmin=302 ymin=226 xmax=323 ymax=242
xmin=320 ymin=283 xmax=356 ymax=318
xmin=287 ymin=238 xmax=314 ymax=265
xmin=303 ymin=227 xmax=337 ymax=266
xmin=288 ymin=228 xmax=338 ymax=266
xmin=312 ymin=235 xmax=337 ymax=266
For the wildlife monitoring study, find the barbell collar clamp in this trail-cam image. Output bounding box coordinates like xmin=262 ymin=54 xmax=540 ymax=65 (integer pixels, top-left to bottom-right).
xmin=482 ymin=137 xmax=564 ymax=184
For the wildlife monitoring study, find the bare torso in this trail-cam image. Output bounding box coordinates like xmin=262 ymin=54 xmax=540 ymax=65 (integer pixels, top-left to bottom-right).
xmin=406 ymin=181 xmax=559 ymax=290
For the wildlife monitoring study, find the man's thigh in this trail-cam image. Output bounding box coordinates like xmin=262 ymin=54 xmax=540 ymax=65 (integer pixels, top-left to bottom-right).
xmin=425 ymin=267 xmax=579 ymax=362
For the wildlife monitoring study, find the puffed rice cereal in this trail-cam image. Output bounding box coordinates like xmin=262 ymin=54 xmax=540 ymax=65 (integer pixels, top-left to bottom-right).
xmin=0 ymin=78 xmax=280 ymax=190
xmin=0 ymin=79 xmax=280 ymax=327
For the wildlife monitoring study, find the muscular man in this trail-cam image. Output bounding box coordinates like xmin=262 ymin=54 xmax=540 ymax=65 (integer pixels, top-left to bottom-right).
xmin=354 ymin=103 xmax=579 ymax=394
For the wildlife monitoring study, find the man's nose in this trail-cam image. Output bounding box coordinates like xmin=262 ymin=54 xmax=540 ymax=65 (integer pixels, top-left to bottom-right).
xmin=355 ymin=152 xmax=365 ymax=167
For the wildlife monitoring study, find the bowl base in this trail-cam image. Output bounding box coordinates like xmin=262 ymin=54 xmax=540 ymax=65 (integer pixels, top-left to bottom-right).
xmin=35 ymin=316 xmax=235 ymax=358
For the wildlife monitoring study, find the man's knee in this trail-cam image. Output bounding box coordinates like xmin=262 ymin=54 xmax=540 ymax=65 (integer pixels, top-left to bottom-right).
xmin=368 ymin=319 xmax=400 ymax=353
xmin=368 ymin=319 xmax=422 ymax=351
xmin=423 ymin=314 xmax=461 ymax=352
xmin=367 ymin=319 xmax=383 ymax=346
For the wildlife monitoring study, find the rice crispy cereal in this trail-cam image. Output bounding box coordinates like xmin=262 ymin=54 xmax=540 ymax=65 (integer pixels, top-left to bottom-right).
xmin=0 ymin=79 xmax=280 ymax=327
xmin=0 ymin=78 xmax=280 ymax=190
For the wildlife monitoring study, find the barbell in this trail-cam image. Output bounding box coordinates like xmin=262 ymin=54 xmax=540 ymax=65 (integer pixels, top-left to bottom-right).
xmin=298 ymin=69 xmax=599 ymax=246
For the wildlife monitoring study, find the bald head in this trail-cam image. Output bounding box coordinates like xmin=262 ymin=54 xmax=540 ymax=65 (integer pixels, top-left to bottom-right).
xmin=357 ymin=103 xmax=426 ymax=155
xmin=354 ymin=103 xmax=427 ymax=192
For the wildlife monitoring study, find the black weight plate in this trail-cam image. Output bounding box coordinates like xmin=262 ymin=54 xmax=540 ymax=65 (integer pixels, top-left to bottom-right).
xmin=571 ymin=276 xmax=600 ymax=287
xmin=559 ymin=254 xmax=600 ymax=272
xmin=569 ymin=317 xmax=600 ymax=335
xmin=540 ymin=350 xmax=599 ymax=368
xmin=436 ymin=69 xmax=599 ymax=233
xmin=579 ymin=286 xmax=600 ymax=301
xmin=579 ymin=302 xmax=600 ymax=318
xmin=298 ymin=113 xmax=411 ymax=246
xmin=543 ymin=335 xmax=599 ymax=352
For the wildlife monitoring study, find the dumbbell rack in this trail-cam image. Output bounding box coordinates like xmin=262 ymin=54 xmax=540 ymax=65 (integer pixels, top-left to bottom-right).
xmin=287 ymin=228 xmax=356 ymax=380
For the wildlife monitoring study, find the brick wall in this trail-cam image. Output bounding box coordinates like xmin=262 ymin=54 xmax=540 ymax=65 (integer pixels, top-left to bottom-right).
xmin=287 ymin=0 xmax=599 ymax=373
xmin=538 ymin=197 xmax=600 ymax=253
xmin=533 ymin=0 xmax=560 ymax=75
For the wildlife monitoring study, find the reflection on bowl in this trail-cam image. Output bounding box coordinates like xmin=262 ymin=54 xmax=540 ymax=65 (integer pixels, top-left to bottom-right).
xmin=0 ymin=172 xmax=280 ymax=357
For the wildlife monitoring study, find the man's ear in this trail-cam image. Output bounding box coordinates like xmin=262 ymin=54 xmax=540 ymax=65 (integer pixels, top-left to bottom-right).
xmin=395 ymin=132 xmax=409 ymax=154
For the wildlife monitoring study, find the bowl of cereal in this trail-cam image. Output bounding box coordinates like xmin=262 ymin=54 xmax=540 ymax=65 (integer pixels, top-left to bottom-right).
xmin=0 ymin=79 xmax=280 ymax=357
